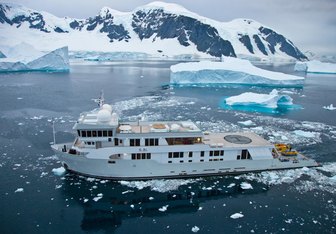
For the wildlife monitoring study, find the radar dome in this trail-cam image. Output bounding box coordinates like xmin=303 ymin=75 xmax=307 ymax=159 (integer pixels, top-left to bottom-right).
xmin=102 ymin=104 xmax=112 ymax=113
xmin=97 ymin=109 xmax=112 ymax=122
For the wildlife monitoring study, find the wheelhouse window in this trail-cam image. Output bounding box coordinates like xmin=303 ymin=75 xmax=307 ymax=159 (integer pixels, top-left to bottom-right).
xmin=87 ymin=131 xmax=92 ymax=137
xmin=200 ymin=151 xmax=204 ymax=157
xmin=92 ymin=131 xmax=97 ymax=137
xmin=103 ymin=131 xmax=108 ymax=137
xmin=77 ymin=130 xmax=81 ymax=136
xmin=81 ymin=131 xmax=86 ymax=137
xmin=98 ymin=131 xmax=102 ymax=137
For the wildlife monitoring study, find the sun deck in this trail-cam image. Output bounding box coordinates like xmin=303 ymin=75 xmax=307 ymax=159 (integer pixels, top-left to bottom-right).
xmin=117 ymin=121 xmax=202 ymax=134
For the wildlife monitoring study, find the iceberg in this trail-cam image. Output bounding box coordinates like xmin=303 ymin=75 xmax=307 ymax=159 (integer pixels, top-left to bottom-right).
xmin=170 ymin=57 xmax=305 ymax=87
xmin=222 ymin=89 xmax=297 ymax=113
xmin=295 ymin=60 xmax=336 ymax=74
xmin=0 ymin=43 xmax=69 ymax=72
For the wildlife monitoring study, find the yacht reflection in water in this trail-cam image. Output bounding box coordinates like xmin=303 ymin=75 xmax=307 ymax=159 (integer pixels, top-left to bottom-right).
xmin=61 ymin=175 xmax=268 ymax=232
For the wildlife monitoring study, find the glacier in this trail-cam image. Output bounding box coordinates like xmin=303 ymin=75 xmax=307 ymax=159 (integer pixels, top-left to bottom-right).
xmin=295 ymin=60 xmax=336 ymax=74
xmin=222 ymin=89 xmax=297 ymax=113
xmin=170 ymin=57 xmax=305 ymax=87
xmin=0 ymin=43 xmax=69 ymax=72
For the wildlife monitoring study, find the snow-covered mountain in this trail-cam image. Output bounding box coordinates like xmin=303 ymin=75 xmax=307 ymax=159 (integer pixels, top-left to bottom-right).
xmin=0 ymin=2 xmax=307 ymax=61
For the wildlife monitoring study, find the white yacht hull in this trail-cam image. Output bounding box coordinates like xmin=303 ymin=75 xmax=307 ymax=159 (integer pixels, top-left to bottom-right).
xmin=52 ymin=145 xmax=319 ymax=180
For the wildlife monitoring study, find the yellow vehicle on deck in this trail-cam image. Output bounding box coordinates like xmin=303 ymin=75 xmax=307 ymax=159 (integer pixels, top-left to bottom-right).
xmin=275 ymin=143 xmax=298 ymax=156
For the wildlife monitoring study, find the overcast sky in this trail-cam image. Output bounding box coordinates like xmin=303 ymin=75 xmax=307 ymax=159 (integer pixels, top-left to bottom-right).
xmin=8 ymin=0 xmax=336 ymax=55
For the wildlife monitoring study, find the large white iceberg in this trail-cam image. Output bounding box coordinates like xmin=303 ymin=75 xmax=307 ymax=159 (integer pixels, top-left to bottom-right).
xmin=170 ymin=57 xmax=305 ymax=87
xmin=295 ymin=60 xmax=336 ymax=74
xmin=224 ymin=89 xmax=294 ymax=109
xmin=0 ymin=43 xmax=69 ymax=72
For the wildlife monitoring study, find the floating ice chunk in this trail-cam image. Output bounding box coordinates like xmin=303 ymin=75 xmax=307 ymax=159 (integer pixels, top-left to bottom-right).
xmin=170 ymin=58 xmax=304 ymax=87
xmin=158 ymin=205 xmax=169 ymax=212
xmin=119 ymin=178 xmax=199 ymax=193
xmin=227 ymin=183 xmax=236 ymax=188
xmin=224 ymin=89 xmax=293 ymax=110
xmin=93 ymin=196 xmax=102 ymax=202
xmin=122 ymin=190 xmax=134 ymax=194
xmin=93 ymin=193 xmax=103 ymax=202
xmin=238 ymin=120 xmax=255 ymax=126
xmin=240 ymin=182 xmax=253 ymax=190
xmin=15 ymin=188 xmax=24 ymax=193
xmin=230 ymin=213 xmax=244 ymax=219
xmin=323 ymin=104 xmax=336 ymax=111
xmin=295 ymin=60 xmax=336 ymax=74
xmin=293 ymin=130 xmax=317 ymax=138
xmin=191 ymin=226 xmax=200 ymax=232
xmin=52 ymin=166 xmax=66 ymax=176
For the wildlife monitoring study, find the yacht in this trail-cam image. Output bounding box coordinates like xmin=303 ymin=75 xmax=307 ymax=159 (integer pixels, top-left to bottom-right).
xmin=51 ymin=93 xmax=319 ymax=180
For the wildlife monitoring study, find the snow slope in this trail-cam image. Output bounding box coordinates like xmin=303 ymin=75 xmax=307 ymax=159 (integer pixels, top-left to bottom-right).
xmin=170 ymin=57 xmax=305 ymax=87
xmin=0 ymin=2 xmax=307 ymax=61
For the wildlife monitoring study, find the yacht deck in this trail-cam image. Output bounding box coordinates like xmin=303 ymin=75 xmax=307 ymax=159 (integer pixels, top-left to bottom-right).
xmin=203 ymin=132 xmax=272 ymax=148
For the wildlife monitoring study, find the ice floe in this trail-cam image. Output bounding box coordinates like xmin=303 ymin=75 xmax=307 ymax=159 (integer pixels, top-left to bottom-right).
xmin=191 ymin=226 xmax=200 ymax=232
xmin=158 ymin=205 xmax=169 ymax=212
xmin=15 ymin=188 xmax=24 ymax=193
xmin=93 ymin=193 xmax=103 ymax=202
xmin=239 ymin=162 xmax=336 ymax=194
xmin=295 ymin=60 xmax=336 ymax=74
xmin=230 ymin=213 xmax=244 ymax=219
xmin=52 ymin=166 xmax=66 ymax=176
xmin=170 ymin=57 xmax=305 ymax=87
xmin=237 ymin=120 xmax=255 ymax=126
xmin=293 ymin=130 xmax=319 ymax=138
xmin=240 ymin=182 xmax=253 ymax=190
xmin=119 ymin=178 xmax=201 ymax=193
xmin=323 ymin=104 xmax=336 ymax=111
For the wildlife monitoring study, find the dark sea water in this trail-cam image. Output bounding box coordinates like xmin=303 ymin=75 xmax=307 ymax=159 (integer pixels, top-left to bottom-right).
xmin=0 ymin=61 xmax=335 ymax=234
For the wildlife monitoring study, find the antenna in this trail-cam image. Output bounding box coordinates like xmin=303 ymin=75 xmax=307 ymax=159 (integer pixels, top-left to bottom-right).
xmin=92 ymin=90 xmax=105 ymax=107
